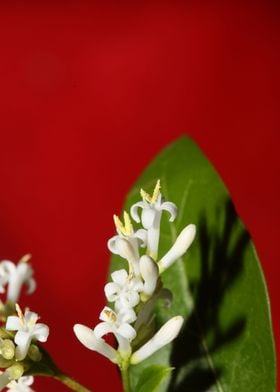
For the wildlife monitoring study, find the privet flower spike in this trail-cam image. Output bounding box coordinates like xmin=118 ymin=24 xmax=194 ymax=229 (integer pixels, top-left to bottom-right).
xmin=74 ymin=179 xmax=195 ymax=386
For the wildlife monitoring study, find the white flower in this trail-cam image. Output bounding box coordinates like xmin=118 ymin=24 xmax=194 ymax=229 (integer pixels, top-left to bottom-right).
xmin=139 ymin=256 xmax=158 ymax=298
xmin=94 ymin=306 xmax=136 ymax=341
xmin=104 ymin=269 xmax=143 ymax=311
xmin=130 ymin=180 xmax=177 ymax=260
xmin=7 ymin=376 xmax=34 ymax=392
xmin=73 ymin=324 xmax=119 ymax=364
xmin=6 ymin=305 xmax=49 ymax=361
xmin=130 ymin=316 xmax=184 ymax=364
xmin=94 ymin=306 xmax=136 ymax=356
xmin=158 ymin=224 xmax=196 ymax=273
xmin=108 ymin=212 xmax=147 ymax=275
xmin=0 ymin=255 xmax=36 ymax=303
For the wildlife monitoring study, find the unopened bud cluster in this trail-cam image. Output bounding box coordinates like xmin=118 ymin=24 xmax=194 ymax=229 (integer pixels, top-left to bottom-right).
xmin=74 ymin=180 xmax=196 ymax=369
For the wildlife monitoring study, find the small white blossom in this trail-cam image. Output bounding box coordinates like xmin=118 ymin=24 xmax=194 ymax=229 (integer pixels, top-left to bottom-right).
xmin=94 ymin=306 xmax=136 ymax=341
xmin=130 ymin=316 xmax=184 ymax=364
xmin=130 ymin=180 xmax=177 ymax=259
xmin=6 ymin=305 xmax=49 ymax=361
xmin=7 ymin=376 xmax=34 ymax=392
xmin=0 ymin=255 xmax=36 ymax=303
xmin=104 ymin=269 xmax=143 ymax=311
xmin=94 ymin=306 xmax=136 ymax=356
xmin=158 ymin=224 xmax=196 ymax=273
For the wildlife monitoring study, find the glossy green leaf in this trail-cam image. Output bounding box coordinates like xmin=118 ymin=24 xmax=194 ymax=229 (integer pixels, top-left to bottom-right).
xmin=110 ymin=136 xmax=276 ymax=392
xmin=135 ymin=365 xmax=173 ymax=392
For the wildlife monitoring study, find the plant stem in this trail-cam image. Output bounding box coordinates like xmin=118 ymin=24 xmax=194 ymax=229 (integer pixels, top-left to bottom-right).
xmin=55 ymin=373 xmax=90 ymax=392
xmin=121 ymin=362 xmax=131 ymax=392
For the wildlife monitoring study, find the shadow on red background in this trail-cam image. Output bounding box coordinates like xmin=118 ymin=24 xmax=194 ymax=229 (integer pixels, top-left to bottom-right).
xmin=0 ymin=2 xmax=279 ymax=391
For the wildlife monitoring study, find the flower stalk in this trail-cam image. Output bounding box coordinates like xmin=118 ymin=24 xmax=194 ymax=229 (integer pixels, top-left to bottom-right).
xmin=55 ymin=373 xmax=90 ymax=392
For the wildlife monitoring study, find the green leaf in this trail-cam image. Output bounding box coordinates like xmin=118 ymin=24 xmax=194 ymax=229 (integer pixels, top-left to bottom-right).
xmin=135 ymin=365 xmax=173 ymax=392
xmin=110 ymin=136 xmax=276 ymax=392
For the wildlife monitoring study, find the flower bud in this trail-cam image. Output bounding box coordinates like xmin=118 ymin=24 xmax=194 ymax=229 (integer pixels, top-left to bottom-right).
xmin=158 ymin=224 xmax=196 ymax=272
xmin=73 ymin=324 xmax=119 ymax=364
xmin=130 ymin=316 xmax=184 ymax=364
xmin=7 ymin=363 xmax=24 ymax=380
xmin=139 ymin=256 xmax=158 ymax=299
xmin=28 ymin=344 xmax=42 ymax=362
xmin=0 ymin=339 xmax=15 ymax=360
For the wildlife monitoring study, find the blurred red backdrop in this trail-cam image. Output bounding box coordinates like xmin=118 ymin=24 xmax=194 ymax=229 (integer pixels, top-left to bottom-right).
xmin=0 ymin=2 xmax=279 ymax=391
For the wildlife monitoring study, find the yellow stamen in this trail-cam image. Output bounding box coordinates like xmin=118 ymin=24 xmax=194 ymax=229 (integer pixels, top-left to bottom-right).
xmin=15 ymin=304 xmax=25 ymax=325
xmin=113 ymin=211 xmax=133 ymax=236
xmin=104 ymin=309 xmax=117 ymax=322
xmin=151 ymin=179 xmax=161 ymax=203
xmin=19 ymin=254 xmax=32 ymax=264
xmin=140 ymin=180 xmax=161 ymax=204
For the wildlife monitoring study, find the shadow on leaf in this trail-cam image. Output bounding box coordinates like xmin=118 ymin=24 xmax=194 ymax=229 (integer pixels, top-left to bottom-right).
xmin=168 ymin=198 xmax=249 ymax=392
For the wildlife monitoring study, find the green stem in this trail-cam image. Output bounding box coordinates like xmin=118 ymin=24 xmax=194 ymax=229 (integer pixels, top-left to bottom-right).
xmin=121 ymin=362 xmax=131 ymax=392
xmin=55 ymin=373 xmax=90 ymax=392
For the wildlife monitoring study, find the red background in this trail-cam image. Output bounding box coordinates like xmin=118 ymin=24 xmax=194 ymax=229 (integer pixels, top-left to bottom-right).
xmin=0 ymin=2 xmax=279 ymax=391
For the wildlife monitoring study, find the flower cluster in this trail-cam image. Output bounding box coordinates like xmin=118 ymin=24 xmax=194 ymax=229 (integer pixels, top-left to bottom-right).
xmin=74 ymin=180 xmax=196 ymax=369
xmin=0 ymin=255 xmax=49 ymax=391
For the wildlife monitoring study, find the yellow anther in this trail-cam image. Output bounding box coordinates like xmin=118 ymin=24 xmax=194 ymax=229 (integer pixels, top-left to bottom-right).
xmin=140 ymin=188 xmax=152 ymax=203
xmin=140 ymin=180 xmax=161 ymax=204
xmin=15 ymin=304 xmax=24 ymax=325
xmin=151 ymin=179 xmax=161 ymax=203
xmin=19 ymin=253 xmax=32 ymax=264
xmin=104 ymin=309 xmax=117 ymax=322
xmin=113 ymin=211 xmax=133 ymax=236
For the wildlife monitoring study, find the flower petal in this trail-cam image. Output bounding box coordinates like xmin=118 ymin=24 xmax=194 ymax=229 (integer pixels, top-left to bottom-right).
xmin=130 ymin=201 xmax=146 ymax=223
xmin=20 ymin=376 xmax=34 ymax=387
xmin=160 ymin=201 xmax=178 ymax=222
xmin=14 ymin=331 xmax=32 ymax=360
xmin=134 ymin=229 xmax=147 ymax=248
xmin=111 ymin=269 xmax=128 ymax=286
xmin=6 ymin=316 xmax=22 ymax=331
xmin=117 ymin=323 xmax=136 ymax=341
xmin=32 ymin=324 xmax=49 ymax=342
xmin=141 ymin=208 xmax=156 ymax=229
xmin=94 ymin=322 xmax=115 ymax=338
xmin=107 ymin=236 xmax=118 ymax=254
xmin=119 ymin=291 xmax=140 ymax=309
xmin=25 ymin=278 xmax=36 ymax=295
xmin=115 ymin=238 xmax=137 ymax=261
xmin=104 ymin=282 xmax=120 ymax=302
xmin=118 ymin=308 xmax=136 ymax=324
